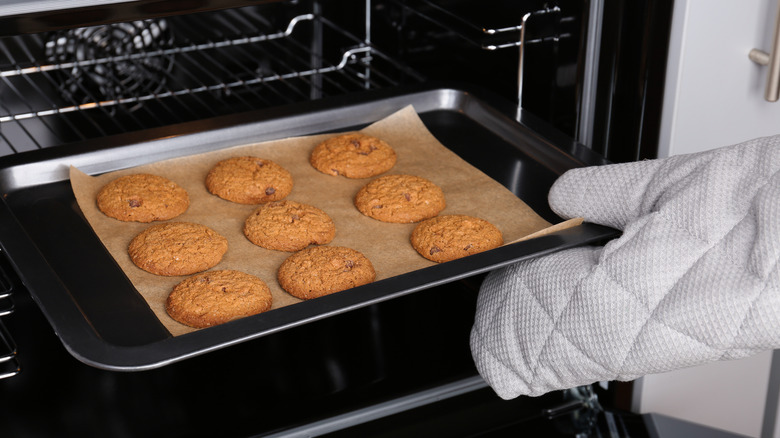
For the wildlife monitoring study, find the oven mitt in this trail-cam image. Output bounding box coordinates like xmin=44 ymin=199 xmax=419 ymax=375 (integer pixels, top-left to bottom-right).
xmin=470 ymin=134 xmax=780 ymax=399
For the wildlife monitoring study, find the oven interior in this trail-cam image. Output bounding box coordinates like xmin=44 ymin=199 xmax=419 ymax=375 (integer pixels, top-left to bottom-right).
xmin=0 ymin=1 xmax=637 ymax=436
xmin=0 ymin=0 xmax=586 ymax=156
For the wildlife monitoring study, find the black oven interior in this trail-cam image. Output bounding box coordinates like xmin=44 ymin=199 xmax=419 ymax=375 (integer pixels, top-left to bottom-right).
xmin=0 ymin=0 xmax=586 ymax=156
xmin=0 ymin=1 xmax=655 ymax=436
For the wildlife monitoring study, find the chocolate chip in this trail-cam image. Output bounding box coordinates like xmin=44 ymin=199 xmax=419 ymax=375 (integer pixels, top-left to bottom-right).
xmin=403 ymin=193 xmax=411 ymax=201
xmin=429 ymin=246 xmax=442 ymax=255
xmin=291 ymin=214 xmax=300 ymax=223
xmin=463 ymin=244 xmax=473 ymax=251
xmin=351 ymin=140 xmax=361 ymax=148
xmin=357 ymin=142 xmax=376 ymax=156
xmin=128 ymin=198 xmax=142 ymax=208
xmin=343 ymin=260 xmax=355 ymax=272
xmin=265 ymin=187 xmax=276 ymax=195
xmin=331 ymin=169 xmax=340 ymax=175
xmin=372 ymin=205 xmax=383 ymax=209
xmin=255 ymin=160 xmax=266 ymax=167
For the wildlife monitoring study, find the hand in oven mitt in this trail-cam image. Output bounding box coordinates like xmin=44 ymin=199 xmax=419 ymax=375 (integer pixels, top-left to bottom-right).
xmin=470 ymin=134 xmax=780 ymax=399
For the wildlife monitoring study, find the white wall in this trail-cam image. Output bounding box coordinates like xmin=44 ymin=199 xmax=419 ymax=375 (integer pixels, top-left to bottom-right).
xmin=659 ymin=0 xmax=780 ymax=157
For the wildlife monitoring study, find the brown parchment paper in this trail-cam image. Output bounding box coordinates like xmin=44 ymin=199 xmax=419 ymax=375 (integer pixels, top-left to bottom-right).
xmin=70 ymin=105 xmax=575 ymax=336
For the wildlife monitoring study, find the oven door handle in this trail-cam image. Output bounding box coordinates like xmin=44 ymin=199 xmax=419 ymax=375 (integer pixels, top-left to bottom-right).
xmin=749 ymin=0 xmax=780 ymax=101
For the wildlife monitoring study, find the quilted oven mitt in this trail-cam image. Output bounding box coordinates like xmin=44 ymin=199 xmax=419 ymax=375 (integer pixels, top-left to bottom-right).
xmin=470 ymin=134 xmax=780 ymax=399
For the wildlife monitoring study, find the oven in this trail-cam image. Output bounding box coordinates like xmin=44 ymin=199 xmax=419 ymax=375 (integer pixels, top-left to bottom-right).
xmin=0 ymin=1 xmax=672 ymax=436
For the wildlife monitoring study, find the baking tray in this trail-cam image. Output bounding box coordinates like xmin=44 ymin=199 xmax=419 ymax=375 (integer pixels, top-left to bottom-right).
xmin=0 ymin=84 xmax=619 ymax=371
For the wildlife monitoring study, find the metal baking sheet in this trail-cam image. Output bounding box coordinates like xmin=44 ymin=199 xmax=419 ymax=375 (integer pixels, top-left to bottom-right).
xmin=0 ymin=84 xmax=619 ymax=370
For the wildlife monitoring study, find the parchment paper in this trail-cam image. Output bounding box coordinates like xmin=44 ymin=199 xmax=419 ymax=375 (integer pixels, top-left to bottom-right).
xmin=70 ymin=105 xmax=574 ymax=336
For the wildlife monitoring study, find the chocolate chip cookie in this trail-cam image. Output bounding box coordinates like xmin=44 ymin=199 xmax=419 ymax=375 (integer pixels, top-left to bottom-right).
xmin=96 ymin=173 xmax=189 ymax=222
xmin=243 ymin=200 xmax=336 ymax=252
xmin=129 ymin=222 xmax=229 ymax=276
xmin=166 ymin=269 xmax=273 ymax=328
xmin=277 ymin=246 xmax=376 ymax=300
xmin=354 ymin=174 xmax=446 ymax=223
xmin=310 ymin=133 xmax=397 ymax=178
xmin=205 ymin=156 xmax=293 ymax=204
xmin=411 ymin=214 xmax=503 ymax=263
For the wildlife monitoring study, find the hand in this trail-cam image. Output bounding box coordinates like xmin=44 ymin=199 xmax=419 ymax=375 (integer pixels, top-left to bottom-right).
xmin=470 ymin=135 xmax=780 ymax=399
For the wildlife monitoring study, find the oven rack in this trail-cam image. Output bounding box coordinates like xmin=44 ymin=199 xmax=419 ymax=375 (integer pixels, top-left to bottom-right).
xmin=0 ymin=1 xmax=567 ymax=156
xmin=392 ymin=0 xmax=564 ymax=50
xmin=0 ymin=7 xmax=423 ymax=156
xmin=391 ymin=0 xmax=569 ymax=111
xmin=0 ymin=33 xmax=375 ymax=124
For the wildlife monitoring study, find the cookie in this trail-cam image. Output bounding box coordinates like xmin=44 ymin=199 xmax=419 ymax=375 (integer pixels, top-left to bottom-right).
xmin=243 ymin=200 xmax=335 ymax=252
xmin=129 ymin=222 xmax=228 ymax=276
xmin=205 ymin=156 xmax=293 ymax=204
xmin=96 ymin=173 xmax=189 ymax=222
xmin=166 ymin=269 xmax=273 ymax=328
xmin=277 ymin=246 xmax=376 ymax=300
xmin=354 ymin=174 xmax=446 ymax=223
xmin=411 ymin=215 xmax=503 ymax=263
xmin=310 ymin=133 xmax=397 ymax=178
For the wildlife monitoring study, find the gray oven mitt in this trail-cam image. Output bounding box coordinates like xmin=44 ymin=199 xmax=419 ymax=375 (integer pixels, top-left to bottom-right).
xmin=470 ymin=134 xmax=780 ymax=399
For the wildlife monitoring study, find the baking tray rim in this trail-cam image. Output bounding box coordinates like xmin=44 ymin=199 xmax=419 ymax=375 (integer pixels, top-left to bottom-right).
xmin=0 ymin=84 xmax=619 ymax=371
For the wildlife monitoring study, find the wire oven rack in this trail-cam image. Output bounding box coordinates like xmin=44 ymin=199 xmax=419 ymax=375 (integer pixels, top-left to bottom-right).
xmin=0 ymin=5 xmax=424 ymax=156
xmin=0 ymin=0 xmax=556 ymax=157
